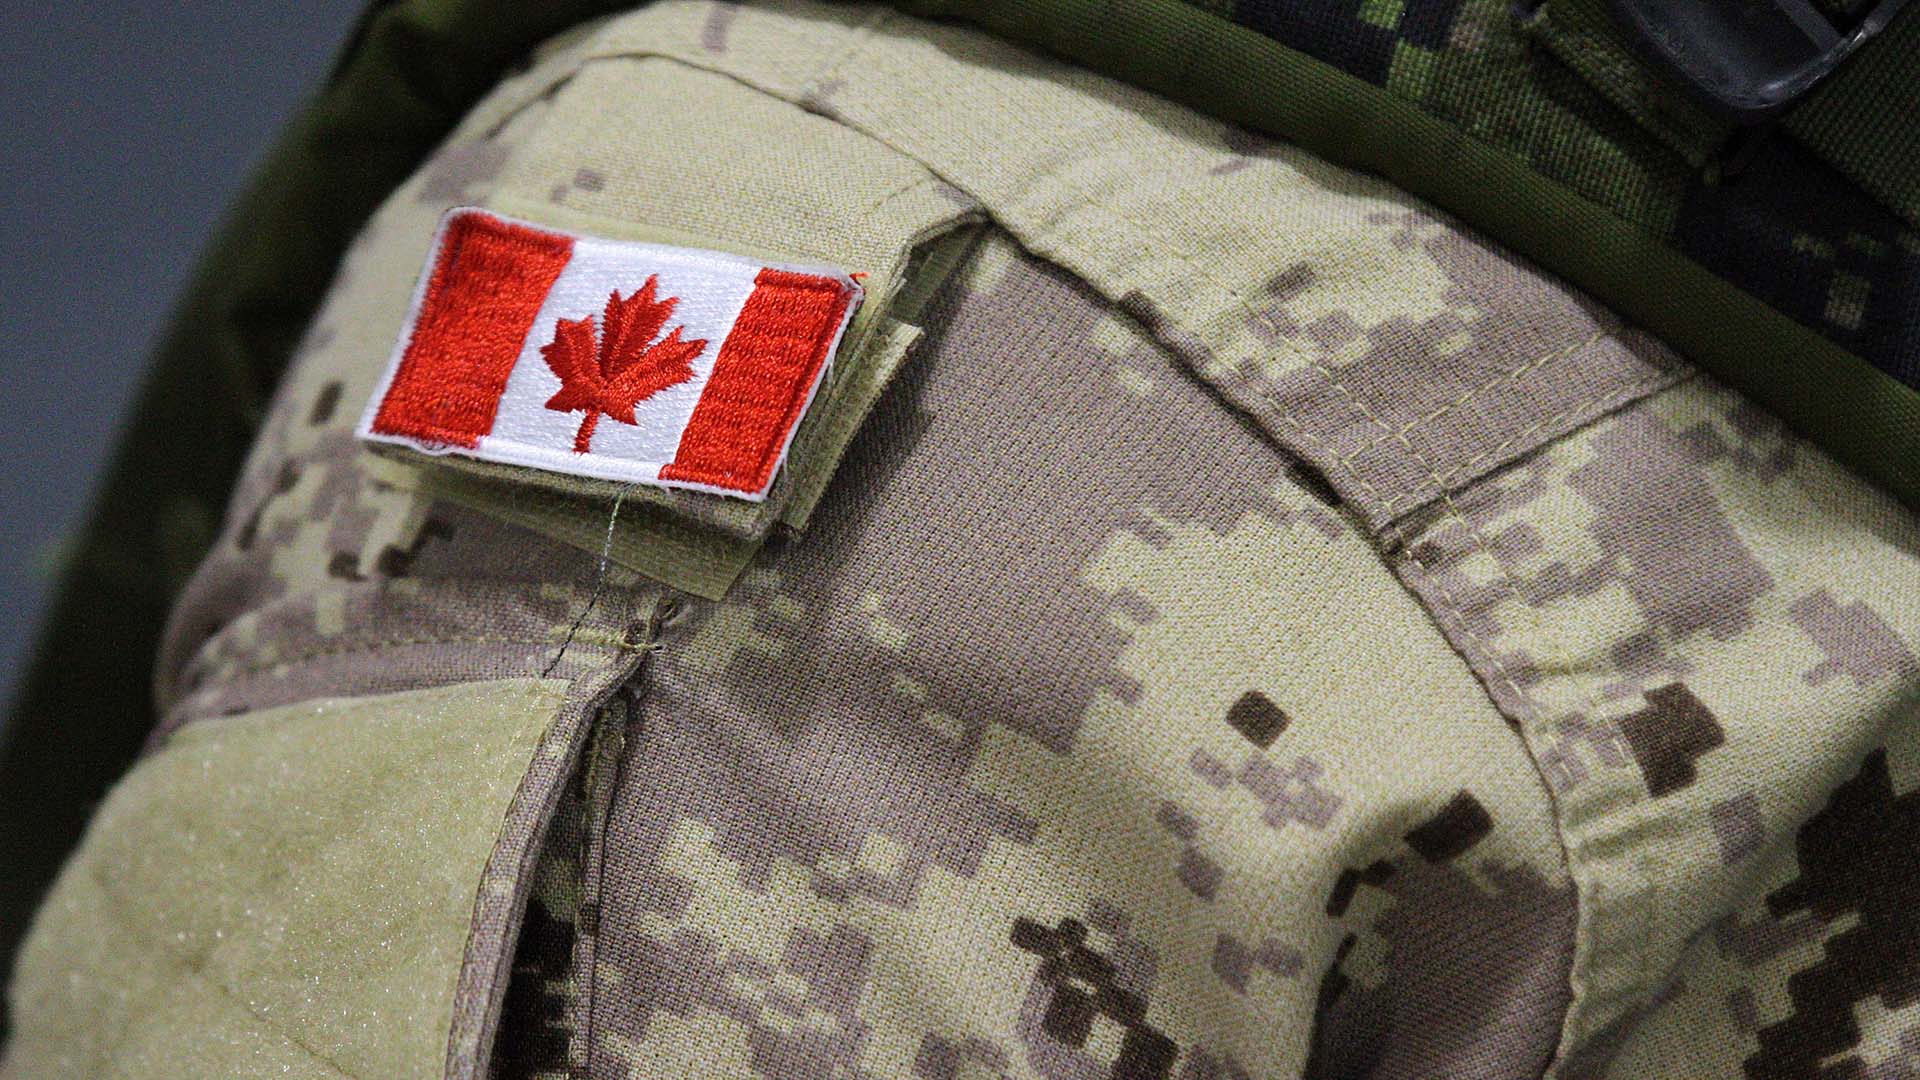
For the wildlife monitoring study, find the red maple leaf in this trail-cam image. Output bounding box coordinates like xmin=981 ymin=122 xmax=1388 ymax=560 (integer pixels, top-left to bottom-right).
xmin=541 ymin=276 xmax=707 ymax=452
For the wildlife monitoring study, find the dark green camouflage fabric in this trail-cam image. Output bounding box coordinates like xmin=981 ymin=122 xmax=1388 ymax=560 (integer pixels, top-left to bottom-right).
xmin=1191 ymin=0 xmax=1920 ymax=386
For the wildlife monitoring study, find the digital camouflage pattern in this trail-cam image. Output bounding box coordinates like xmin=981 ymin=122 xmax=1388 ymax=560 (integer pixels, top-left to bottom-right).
xmin=9 ymin=0 xmax=1919 ymax=1006
xmin=1177 ymin=0 xmax=1920 ymax=387
xmin=1394 ymin=379 xmax=1920 ymax=1079
xmin=495 ymin=223 xmax=1582 ymax=1079
xmin=6 ymin=2 xmax=1920 ymax=1079
xmin=873 ymin=0 xmax=1920 ymax=508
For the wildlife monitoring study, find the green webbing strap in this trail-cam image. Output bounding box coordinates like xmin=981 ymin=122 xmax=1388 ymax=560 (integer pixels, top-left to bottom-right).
xmin=1528 ymin=0 xmax=1920 ymax=226
xmin=1790 ymin=10 xmax=1920 ymax=228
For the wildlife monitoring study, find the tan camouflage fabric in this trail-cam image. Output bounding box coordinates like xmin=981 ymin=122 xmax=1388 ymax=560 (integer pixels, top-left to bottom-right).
xmin=8 ymin=3 xmax=1920 ymax=1079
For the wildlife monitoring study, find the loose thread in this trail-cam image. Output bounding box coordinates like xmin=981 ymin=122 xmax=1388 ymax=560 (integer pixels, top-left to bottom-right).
xmin=542 ymin=482 xmax=637 ymax=678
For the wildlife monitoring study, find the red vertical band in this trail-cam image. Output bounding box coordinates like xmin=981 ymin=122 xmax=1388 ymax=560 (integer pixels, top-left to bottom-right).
xmin=660 ymin=268 xmax=855 ymax=492
xmin=369 ymin=211 xmax=572 ymax=448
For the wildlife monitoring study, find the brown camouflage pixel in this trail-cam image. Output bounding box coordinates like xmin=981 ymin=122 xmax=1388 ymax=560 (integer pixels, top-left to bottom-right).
xmin=1396 ymin=376 xmax=1920 ymax=1079
xmin=494 ymin=229 xmax=1578 ymax=1079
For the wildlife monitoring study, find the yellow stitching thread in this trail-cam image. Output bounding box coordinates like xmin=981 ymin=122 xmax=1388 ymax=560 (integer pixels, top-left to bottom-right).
xmin=1427 ymin=371 xmax=1677 ymax=490
xmin=1273 ymin=398 xmax=1542 ymax=730
xmin=1343 ymin=326 xmax=1609 ymax=461
xmin=1261 ymin=338 xmax=1544 ymax=728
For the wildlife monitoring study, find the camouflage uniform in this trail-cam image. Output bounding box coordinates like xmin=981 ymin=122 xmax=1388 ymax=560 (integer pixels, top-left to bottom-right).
xmin=5 ymin=2 xmax=1919 ymax=1079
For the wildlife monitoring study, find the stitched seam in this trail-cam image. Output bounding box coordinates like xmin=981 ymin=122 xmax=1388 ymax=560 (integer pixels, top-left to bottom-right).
xmin=1232 ymin=281 xmax=1669 ymax=521
xmin=564 ymin=17 xmax=1637 ymax=1072
xmin=1399 ymin=488 xmax=1546 ymax=715
xmin=210 ymin=635 xmax=626 ymax=682
xmin=762 ymin=31 xmax=1650 ymax=521
xmin=757 ymin=25 xmax=1685 ymax=529
xmin=448 ymin=15 xmax=1597 ymax=1069
xmin=784 ymin=177 xmax=970 ymax=499
xmin=1271 ymin=395 xmax=1539 ymax=692
xmin=1400 ymin=541 xmax=1544 ymax=725
xmin=785 ymin=0 xmax=1577 ymax=684
xmin=1423 ymin=370 xmax=1674 ymax=492
xmin=1349 ymin=385 xmax=1582 ymax=1070
xmin=1373 ymin=366 xmax=1677 ymax=518
xmin=445 ymin=105 xmax=962 ymax=541
xmin=1342 ymin=327 xmax=1608 ymax=461
xmin=442 ymin=680 xmax=592 ymax=1080
xmin=541 ymin=34 xmax=1345 ymax=421
xmin=1323 ymin=384 xmax=1547 ymax=755
xmin=530 ymin=37 xmax=1375 ymax=479
xmin=1275 ymin=359 xmax=1572 ymax=1077
xmin=558 ymin=2 xmax=1745 ymax=295
xmin=1394 ymin=525 xmax=1576 ymax=1075
xmin=1262 ymin=384 xmax=1539 ymax=724
xmin=1383 ymin=379 xmax=1713 ymax=1069
xmin=1444 ymin=373 xmax=1704 ymax=1066
xmin=1268 ymin=336 xmax=1569 ymax=1068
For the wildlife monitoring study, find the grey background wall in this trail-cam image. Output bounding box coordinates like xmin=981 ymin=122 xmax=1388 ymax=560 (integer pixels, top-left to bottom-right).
xmin=0 ymin=3 xmax=366 ymax=714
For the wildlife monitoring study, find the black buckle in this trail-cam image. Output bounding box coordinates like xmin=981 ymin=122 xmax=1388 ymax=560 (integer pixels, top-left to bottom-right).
xmin=1608 ymin=0 xmax=1915 ymax=122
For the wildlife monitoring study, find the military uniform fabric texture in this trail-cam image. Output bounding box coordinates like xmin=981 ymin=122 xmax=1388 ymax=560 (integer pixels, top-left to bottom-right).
xmin=9 ymin=0 xmax=1920 ymax=1019
xmin=6 ymin=2 xmax=1920 ymax=1080
xmin=1169 ymin=0 xmax=1920 ymax=391
xmin=883 ymin=0 xmax=1920 ymax=508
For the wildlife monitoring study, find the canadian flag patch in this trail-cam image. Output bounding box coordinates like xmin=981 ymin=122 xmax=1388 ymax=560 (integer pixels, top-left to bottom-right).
xmin=358 ymin=208 xmax=863 ymax=500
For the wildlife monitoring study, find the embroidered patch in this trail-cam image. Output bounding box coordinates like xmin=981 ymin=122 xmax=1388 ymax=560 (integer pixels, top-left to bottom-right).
xmin=358 ymin=208 xmax=863 ymax=500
